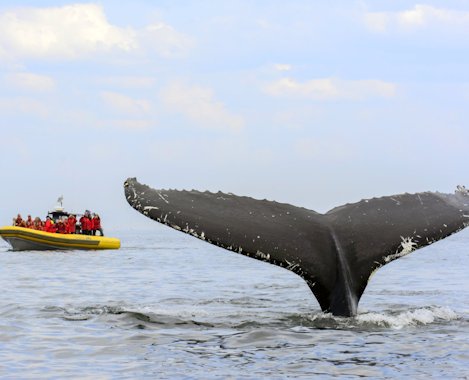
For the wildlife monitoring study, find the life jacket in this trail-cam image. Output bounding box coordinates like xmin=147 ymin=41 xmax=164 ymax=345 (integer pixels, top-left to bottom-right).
xmin=92 ymin=217 xmax=101 ymax=230
xmin=56 ymin=221 xmax=66 ymax=234
xmin=44 ymin=219 xmax=56 ymax=233
xmin=80 ymin=216 xmax=91 ymax=231
xmin=67 ymin=217 xmax=76 ymax=234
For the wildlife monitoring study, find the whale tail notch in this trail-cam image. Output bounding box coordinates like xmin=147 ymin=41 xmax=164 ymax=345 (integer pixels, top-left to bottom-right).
xmin=124 ymin=178 xmax=469 ymax=316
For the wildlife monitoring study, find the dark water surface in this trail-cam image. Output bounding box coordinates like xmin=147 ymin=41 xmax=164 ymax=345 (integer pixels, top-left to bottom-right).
xmin=1 ymin=227 xmax=468 ymax=379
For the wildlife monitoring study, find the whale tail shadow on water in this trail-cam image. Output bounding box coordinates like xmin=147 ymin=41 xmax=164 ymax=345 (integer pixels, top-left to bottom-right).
xmin=124 ymin=178 xmax=469 ymax=317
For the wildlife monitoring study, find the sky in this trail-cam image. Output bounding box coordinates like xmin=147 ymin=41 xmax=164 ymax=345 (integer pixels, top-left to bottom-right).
xmin=1 ymin=1 xmax=468 ymax=229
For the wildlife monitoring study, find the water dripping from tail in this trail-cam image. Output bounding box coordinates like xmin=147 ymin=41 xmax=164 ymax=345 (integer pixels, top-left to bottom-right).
xmin=331 ymin=231 xmax=357 ymax=316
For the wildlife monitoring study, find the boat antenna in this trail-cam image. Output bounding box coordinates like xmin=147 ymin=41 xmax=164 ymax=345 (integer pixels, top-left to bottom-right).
xmin=57 ymin=195 xmax=63 ymax=208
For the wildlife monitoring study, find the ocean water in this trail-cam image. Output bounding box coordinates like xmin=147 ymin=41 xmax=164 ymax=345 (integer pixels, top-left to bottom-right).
xmin=0 ymin=226 xmax=468 ymax=379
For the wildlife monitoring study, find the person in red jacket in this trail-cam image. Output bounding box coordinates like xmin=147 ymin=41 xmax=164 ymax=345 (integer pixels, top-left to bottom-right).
xmin=91 ymin=214 xmax=104 ymax=236
xmin=67 ymin=214 xmax=77 ymax=234
xmin=44 ymin=216 xmax=56 ymax=233
xmin=56 ymin=219 xmax=66 ymax=234
xmin=79 ymin=212 xmax=91 ymax=235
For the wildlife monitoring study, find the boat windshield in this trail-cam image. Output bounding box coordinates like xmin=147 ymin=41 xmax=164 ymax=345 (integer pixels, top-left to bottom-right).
xmin=48 ymin=210 xmax=71 ymax=221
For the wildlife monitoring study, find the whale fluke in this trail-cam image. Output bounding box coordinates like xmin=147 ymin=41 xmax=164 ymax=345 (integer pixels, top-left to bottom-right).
xmin=124 ymin=178 xmax=469 ymax=316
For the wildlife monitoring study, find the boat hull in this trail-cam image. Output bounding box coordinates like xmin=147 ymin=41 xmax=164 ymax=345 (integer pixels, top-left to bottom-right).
xmin=0 ymin=226 xmax=120 ymax=251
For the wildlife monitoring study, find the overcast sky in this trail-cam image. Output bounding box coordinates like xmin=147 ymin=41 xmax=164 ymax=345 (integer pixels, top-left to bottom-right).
xmin=1 ymin=1 xmax=468 ymax=229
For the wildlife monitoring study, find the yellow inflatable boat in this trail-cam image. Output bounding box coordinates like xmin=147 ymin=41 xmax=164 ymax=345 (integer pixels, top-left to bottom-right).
xmin=0 ymin=226 xmax=120 ymax=251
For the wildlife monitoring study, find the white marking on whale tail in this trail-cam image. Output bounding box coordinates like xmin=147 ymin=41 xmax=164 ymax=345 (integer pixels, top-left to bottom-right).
xmin=456 ymin=185 xmax=468 ymax=195
xmin=143 ymin=206 xmax=159 ymax=211
xmin=390 ymin=197 xmax=401 ymax=205
xmin=254 ymin=250 xmax=270 ymax=260
xmin=384 ymin=236 xmax=417 ymax=263
xmin=399 ymin=236 xmax=418 ymax=254
xmin=417 ymin=195 xmax=423 ymax=205
xmin=157 ymin=192 xmax=169 ymax=204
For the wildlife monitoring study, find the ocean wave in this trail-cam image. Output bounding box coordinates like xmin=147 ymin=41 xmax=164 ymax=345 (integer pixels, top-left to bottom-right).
xmin=355 ymin=306 xmax=459 ymax=329
xmin=56 ymin=304 xmax=214 ymax=328
xmin=47 ymin=303 xmax=461 ymax=332
xmin=300 ymin=306 xmax=459 ymax=330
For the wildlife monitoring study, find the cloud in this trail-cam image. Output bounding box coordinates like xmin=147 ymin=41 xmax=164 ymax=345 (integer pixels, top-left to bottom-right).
xmin=364 ymin=5 xmax=469 ymax=33
xmin=100 ymin=91 xmax=151 ymax=114
xmin=160 ymin=82 xmax=244 ymax=131
xmin=0 ymin=97 xmax=49 ymax=117
xmin=102 ymin=119 xmax=153 ymax=130
xmin=98 ymin=76 xmax=157 ymax=89
xmin=0 ymin=4 xmax=135 ymax=59
xmin=264 ymin=77 xmax=396 ymax=100
xmin=273 ymin=64 xmax=292 ymax=72
xmin=141 ymin=23 xmax=194 ymax=58
xmin=0 ymin=4 xmax=191 ymax=61
xmin=6 ymin=72 xmax=55 ymax=91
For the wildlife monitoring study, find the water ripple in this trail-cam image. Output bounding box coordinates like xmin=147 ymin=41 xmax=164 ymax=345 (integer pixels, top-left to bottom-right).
xmin=0 ymin=229 xmax=468 ymax=379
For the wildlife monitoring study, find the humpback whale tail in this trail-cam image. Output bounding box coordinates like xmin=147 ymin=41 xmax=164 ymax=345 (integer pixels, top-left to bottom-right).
xmin=124 ymin=178 xmax=469 ymax=317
